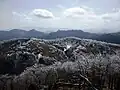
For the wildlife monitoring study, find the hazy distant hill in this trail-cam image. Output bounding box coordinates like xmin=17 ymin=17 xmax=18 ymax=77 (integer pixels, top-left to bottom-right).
xmin=0 ymin=29 xmax=120 ymax=44
xmin=43 ymin=30 xmax=98 ymax=39
xmin=95 ymin=32 xmax=120 ymax=44
xmin=0 ymin=29 xmax=98 ymax=40
xmin=0 ymin=29 xmax=45 ymax=40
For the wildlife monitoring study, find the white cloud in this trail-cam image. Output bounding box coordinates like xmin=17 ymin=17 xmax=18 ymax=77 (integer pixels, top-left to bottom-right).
xmin=101 ymin=10 xmax=120 ymax=21
xmin=63 ymin=7 xmax=120 ymax=21
xmin=56 ymin=5 xmax=65 ymax=9
xmin=61 ymin=7 xmax=120 ymax=32
xmin=63 ymin=7 xmax=95 ymax=18
xmin=64 ymin=7 xmax=87 ymax=17
xmin=12 ymin=12 xmax=21 ymax=16
xmin=10 ymin=7 xmax=120 ymax=33
xmin=99 ymin=10 xmax=120 ymax=32
xmin=31 ymin=9 xmax=54 ymax=19
xmin=12 ymin=12 xmax=32 ymax=19
xmin=61 ymin=7 xmax=102 ymax=31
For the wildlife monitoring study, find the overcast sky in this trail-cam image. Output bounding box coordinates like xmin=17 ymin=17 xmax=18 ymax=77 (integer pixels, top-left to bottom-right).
xmin=0 ymin=0 xmax=120 ymax=33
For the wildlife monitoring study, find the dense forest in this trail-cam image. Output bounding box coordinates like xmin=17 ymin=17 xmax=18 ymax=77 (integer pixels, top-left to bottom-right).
xmin=0 ymin=37 xmax=120 ymax=90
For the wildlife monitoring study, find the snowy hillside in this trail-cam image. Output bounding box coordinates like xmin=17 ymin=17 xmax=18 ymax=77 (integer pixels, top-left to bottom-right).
xmin=0 ymin=37 xmax=120 ymax=90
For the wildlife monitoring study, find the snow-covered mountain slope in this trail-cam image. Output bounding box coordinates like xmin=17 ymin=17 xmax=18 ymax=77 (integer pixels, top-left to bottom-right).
xmin=0 ymin=37 xmax=120 ymax=75
xmin=0 ymin=37 xmax=120 ymax=90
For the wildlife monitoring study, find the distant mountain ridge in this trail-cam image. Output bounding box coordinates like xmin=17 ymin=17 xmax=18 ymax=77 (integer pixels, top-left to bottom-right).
xmin=43 ymin=30 xmax=98 ymax=39
xmin=0 ymin=29 xmax=45 ymax=40
xmin=0 ymin=29 xmax=120 ymax=44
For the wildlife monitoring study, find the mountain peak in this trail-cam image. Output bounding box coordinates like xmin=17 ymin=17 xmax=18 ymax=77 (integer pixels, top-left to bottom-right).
xmin=29 ymin=29 xmax=38 ymax=32
xmin=10 ymin=29 xmax=25 ymax=32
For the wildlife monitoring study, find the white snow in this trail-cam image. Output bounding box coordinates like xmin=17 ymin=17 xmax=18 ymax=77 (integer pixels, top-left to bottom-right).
xmin=77 ymin=45 xmax=86 ymax=50
xmin=38 ymin=53 xmax=42 ymax=59
xmin=64 ymin=44 xmax=72 ymax=51
xmin=67 ymin=45 xmax=71 ymax=49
